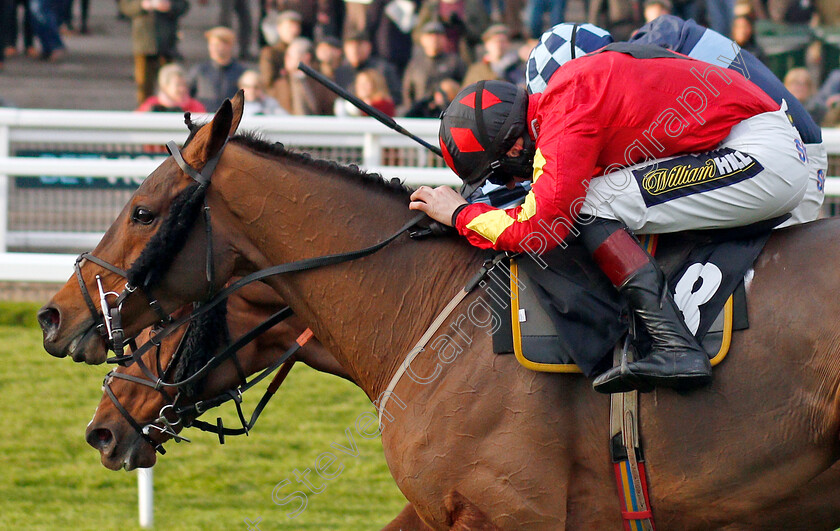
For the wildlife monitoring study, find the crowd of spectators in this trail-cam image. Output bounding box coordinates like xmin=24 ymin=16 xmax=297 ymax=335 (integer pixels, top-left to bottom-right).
xmin=7 ymin=0 xmax=840 ymax=122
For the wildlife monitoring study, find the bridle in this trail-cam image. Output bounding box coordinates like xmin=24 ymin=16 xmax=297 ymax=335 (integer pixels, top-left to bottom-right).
xmin=80 ymin=133 xmax=428 ymax=454
xmin=74 ymin=139 xmax=224 ymax=361
xmin=102 ymin=305 xmax=308 ymax=455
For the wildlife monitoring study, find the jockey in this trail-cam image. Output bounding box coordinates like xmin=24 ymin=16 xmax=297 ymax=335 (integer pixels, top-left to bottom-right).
xmin=409 ymin=45 xmax=809 ymax=394
xmin=526 ymin=19 xmax=826 ymax=226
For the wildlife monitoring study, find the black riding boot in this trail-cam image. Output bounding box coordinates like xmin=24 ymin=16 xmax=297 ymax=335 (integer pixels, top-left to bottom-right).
xmin=578 ymin=218 xmax=712 ymax=394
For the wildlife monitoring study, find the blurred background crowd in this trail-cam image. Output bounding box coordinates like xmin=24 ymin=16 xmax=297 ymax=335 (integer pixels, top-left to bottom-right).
xmin=2 ymin=0 xmax=840 ymax=126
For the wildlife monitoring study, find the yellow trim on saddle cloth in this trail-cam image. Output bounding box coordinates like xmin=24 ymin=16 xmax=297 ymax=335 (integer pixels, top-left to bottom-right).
xmin=510 ymin=259 xmax=583 ymax=373
xmin=510 ymin=236 xmax=733 ymax=374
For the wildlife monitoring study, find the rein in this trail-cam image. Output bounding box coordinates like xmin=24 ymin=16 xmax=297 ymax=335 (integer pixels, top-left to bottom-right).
xmin=103 ymin=306 xmax=312 ymax=454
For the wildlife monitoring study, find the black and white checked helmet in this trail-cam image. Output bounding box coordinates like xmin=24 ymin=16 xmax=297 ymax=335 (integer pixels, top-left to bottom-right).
xmin=526 ymin=23 xmax=613 ymax=94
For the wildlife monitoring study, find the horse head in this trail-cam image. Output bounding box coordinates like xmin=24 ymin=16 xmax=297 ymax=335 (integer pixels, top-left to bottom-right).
xmin=39 ymin=92 xmax=246 ymax=364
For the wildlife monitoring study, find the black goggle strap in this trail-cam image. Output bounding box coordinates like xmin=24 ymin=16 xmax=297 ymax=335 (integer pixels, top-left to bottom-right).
xmin=570 ymin=23 xmax=579 ymax=60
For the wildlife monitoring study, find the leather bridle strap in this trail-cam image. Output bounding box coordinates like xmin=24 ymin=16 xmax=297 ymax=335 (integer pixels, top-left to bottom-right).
xmin=171 ymin=329 xmax=312 ymax=443
xmin=113 ymin=306 xmax=295 ymax=391
xmin=103 ymin=381 xmax=167 ymax=455
xmin=104 ymin=308 xmax=302 ymax=454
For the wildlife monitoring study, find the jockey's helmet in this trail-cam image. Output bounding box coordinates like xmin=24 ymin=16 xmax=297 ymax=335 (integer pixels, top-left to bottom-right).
xmin=526 ymin=23 xmax=613 ymax=94
xmin=439 ymin=80 xmax=532 ymax=196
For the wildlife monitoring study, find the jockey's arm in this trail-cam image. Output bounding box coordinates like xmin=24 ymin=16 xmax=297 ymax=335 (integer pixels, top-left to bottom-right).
xmin=411 ymin=110 xmax=602 ymax=253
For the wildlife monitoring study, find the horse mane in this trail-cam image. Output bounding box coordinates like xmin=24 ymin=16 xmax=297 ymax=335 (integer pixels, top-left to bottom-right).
xmin=170 ymin=302 xmax=230 ymax=398
xmin=229 ymin=131 xmax=415 ymax=200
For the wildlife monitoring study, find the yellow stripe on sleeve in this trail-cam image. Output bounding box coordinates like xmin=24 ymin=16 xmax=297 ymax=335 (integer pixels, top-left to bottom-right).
xmin=465 ymin=209 xmax=516 ymax=244
xmin=515 ymin=148 xmax=546 ymax=222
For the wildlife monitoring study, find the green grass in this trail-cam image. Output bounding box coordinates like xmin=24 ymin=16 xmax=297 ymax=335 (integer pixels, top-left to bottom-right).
xmin=0 ymin=314 xmax=407 ymax=530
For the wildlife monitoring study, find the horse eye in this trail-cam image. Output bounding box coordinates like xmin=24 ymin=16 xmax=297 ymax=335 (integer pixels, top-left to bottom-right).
xmin=132 ymin=207 xmax=156 ymax=225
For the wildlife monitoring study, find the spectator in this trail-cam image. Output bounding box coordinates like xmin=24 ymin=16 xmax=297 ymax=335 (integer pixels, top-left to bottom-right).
xmin=259 ymin=10 xmax=302 ymax=97
xmin=137 ymin=63 xmax=206 ymax=112
xmin=731 ymin=14 xmax=764 ymax=61
xmin=755 ymin=0 xmax=814 ymax=24
xmin=816 ymin=69 xmax=840 ymax=107
xmin=273 ymin=37 xmax=335 ymax=114
xmin=62 ymin=0 xmax=89 ymax=34
xmin=352 ymin=68 xmax=396 ymax=116
xmin=462 ymin=24 xmax=524 ymax=87
xmin=782 ymin=68 xmax=826 ymax=128
xmin=120 ymin=0 xmax=188 ymax=104
xmin=587 ymin=0 xmax=643 ymax=41
xmin=403 ymin=77 xmax=460 ymax=118
xmin=643 ymin=0 xmax=671 ymax=22
xmin=342 ymin=0 xmax=379 ymax=41
xmin=334 ymin=30 xmax=402 ymax=106
xmin=401 ymin=21 xmax=465 ymax=114
xmin=415 ymin=0 xmax=489 ymax=64
xmin=371 ymin=0 xmax=418 ymax=75
xmin=815 ymin=0 xmax=840 ymax=26
xmin=188 ymin=26 xmax=248 ymax=111
xmin=29 ymin=0 xmax=65 ymax=60
xmin=238 ymin=69 xmax=287 ymax=115
xmin=315 ymin=35 xmax=343 ymax=78
xmin=264 ymin=0 xmax=335 ymax=39
xmin=218 ymin=0 xmax=253 ymax=60
xmin=527 ymin=0 xmax=566 ymax=38
xmin=3 ymin=0 xmax=38 ymax=58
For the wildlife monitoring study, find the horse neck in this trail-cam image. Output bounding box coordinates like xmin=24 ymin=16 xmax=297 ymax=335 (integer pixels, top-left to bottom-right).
xmin=217 ymin=147 xmax=485 ymax=401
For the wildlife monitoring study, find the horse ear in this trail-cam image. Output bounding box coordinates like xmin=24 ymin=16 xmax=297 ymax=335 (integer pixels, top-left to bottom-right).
xmin=204 ymin=98 xmax=233 ymax=163
xmin=229 ymin=89 xmax=244 ymax=136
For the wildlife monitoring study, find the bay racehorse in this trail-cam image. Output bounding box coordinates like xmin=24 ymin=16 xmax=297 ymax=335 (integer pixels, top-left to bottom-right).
xmin=39 ymin=93 xmax=840 ymax=529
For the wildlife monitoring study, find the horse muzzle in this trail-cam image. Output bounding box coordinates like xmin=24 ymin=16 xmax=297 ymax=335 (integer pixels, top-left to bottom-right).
xmin=39 ymin=304 xmax=106 ymax=364
xmin=86 ymin=419 xmax=157 ymax=471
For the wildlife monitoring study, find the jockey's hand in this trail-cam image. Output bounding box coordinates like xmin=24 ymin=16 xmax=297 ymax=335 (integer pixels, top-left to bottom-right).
xmin=409 ymin=185 xmax=467 ymax=227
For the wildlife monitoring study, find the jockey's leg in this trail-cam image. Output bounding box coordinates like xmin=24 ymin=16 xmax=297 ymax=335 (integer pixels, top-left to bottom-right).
xmin=577 ymin=103 xmax=809 ymax=393
xmin=578 ymin=217 xmax=712 ymax=394
xmin=779 ymin=141 xmax=826 ymax=227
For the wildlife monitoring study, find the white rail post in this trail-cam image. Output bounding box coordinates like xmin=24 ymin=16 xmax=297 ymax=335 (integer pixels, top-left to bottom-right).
xmin=0 ymin=123 xmax=9 ymax=253
xmin=362 ymin=132 xmax=381 ymax=168
xmin=138 ymin=467 xmax=154 ymax=528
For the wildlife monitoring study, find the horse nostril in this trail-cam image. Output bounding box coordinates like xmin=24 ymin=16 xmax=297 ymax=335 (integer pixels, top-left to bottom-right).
xmin=37 ymin=306 xmax=61 ymax=337
xmin=86 ymin=427 xmax=115 ymax=453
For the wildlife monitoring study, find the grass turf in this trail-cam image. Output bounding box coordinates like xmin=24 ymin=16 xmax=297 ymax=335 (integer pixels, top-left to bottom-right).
xmin=0 ymin=312 xmax=407 ymax=530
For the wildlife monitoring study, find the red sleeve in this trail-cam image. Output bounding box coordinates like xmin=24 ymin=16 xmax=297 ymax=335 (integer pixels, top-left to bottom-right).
xmin=454 ymin=85 xmax=603 ymax=253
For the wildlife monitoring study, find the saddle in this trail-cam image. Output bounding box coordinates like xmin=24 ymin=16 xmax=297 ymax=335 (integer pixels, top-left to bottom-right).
xmin=490 ymin=222 xmax=776 ymax=375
